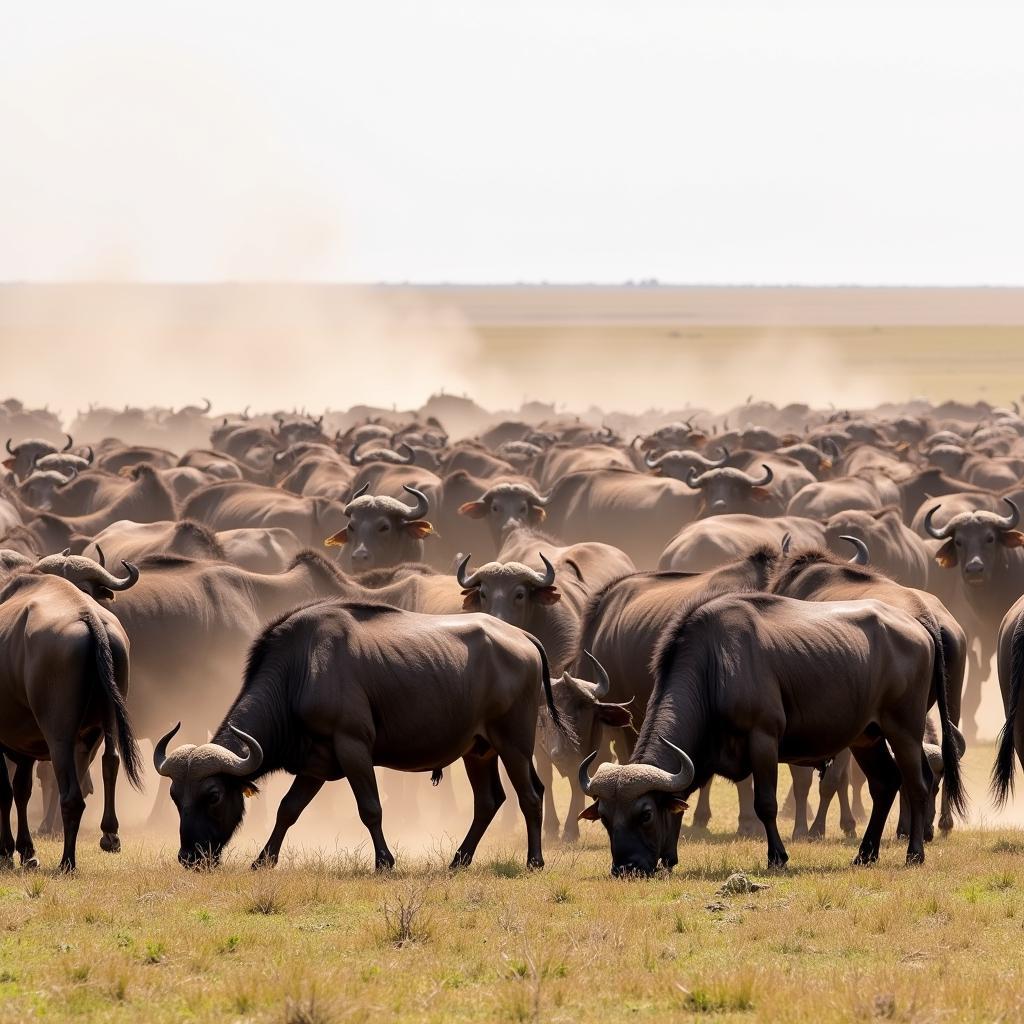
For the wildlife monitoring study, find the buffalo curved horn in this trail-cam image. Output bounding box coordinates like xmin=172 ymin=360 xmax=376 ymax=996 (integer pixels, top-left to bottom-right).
xmin=644 ymin=449 xmax=667 ymax=469
xmin=349 ymin=444 xmax=365 ymax=466
xmin=685 ymin=466 xmax=704 ymax=489
xmin=84 ymin=445 xmax=94 ymax=465
xmin=95 ymin=544 xmax=105 ymax=568
xmin=745 ymin=464 xmax=774 ymax=487
xmin=530 ymin=552 xmax=556 ymax=589
xmin=400 ymin=485 xmax=429 ymax=520
xmin=456 ymin=553 xmax=480 ymax=589
xmin=314 ymin=414 xmax=323 ymax=428
xmin=202 ymin=398 xmax=212 ymax=413
xmin=5 ymin=438 xmax=13 ymax=456
xmin=221 ymin=726 xmax=264 ymax=776
xmin=712 ymin=445 xmax=730 ymax=466
xmin=650 ymin=736 xmax=696 ymax=792
xmin=840 ymin=535 xmax=870 ymax=565
xmin=105 ymin=560 xmax=140 ymax=591
xmin=995 ymin=497 xmax=1021 ymax=531
xmin=351 ymin=483 xmax=369 ymax=501
xmin=578 ymin=750 xmax=599 ymax=797
xmin=398 ymin=443 xmax=415 ymax=464
xmin=583 ymin=650 xmax=611 ymax=700
xmin=781 ymin=532 xmax=792 ymax=555
xmin=63 ymin=434 xmax=73 ymax=452
xmin=924 ymin=504 xmax=951 ymax=540
xmin=153 ymin=722 xmax=182 ymax=777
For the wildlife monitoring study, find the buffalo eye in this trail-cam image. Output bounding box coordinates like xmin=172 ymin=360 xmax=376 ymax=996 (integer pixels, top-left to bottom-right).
xmin=514 ymin=590 xmax=525 ymax=603
xmin=955 ymin=537 xmax=963 ymax=547
xmin=986 ymin=535 xmax=995 ymax=544
xmin=378 ymin=523 xmax=390 ymax=533
xmin=640 ymin=807 xmax=654 ymax=826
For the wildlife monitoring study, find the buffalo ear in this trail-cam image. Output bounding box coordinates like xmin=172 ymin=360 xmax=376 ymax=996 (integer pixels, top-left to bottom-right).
xmin=458 ymin=500 xmax=487 ymax=519
xmin=242 ymin=783 xmax=260 ymax=798
xmin=578 ymin=802 xmax=601 ymax=821
xmin=934 ymin=538 xmax=958 ymax=568
xmin=323 ymin=528 xmax=348 ymax=547
xmin=595 ymin=702 xmax=633 ymax=728
xmin=750 ymin=487 xmax=773 ymax=502
xmin=534 ymin=586 xmax=562 ymax=606
xmin=404 ymin=520 xmax=434 ymax=539
xmin=461 ymin=589 xmax=481 ymax=611
xmin=530 ymin=505 xmax=547 ymax=523
xmin=665 ymin=796 xmax=689 ymax=815
xmin=2 ymin=458 xmax=15 ymax=470
xmin=1001 ymin=530 xmax=1024 ymax=549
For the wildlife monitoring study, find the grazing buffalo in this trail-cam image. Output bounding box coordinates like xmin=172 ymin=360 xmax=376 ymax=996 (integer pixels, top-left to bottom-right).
xmin=0 ymin=572 xmax=143 ymax=871
xmin=154 ymin=601 xmax=571 ymax=870
xmin=578 ymin=592 xmax=965 ymax=874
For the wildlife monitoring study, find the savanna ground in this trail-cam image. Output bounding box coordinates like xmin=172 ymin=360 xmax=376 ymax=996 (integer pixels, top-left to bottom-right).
xmin=4 ymin=744 xmax=1024 ymax=1023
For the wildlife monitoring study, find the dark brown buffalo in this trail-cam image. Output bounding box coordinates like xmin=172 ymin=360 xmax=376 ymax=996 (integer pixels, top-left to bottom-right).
xmin=153 ymin=602 xmax=570 ymax=870
xmin=0 ymin=572 xmax=142 ymax=871
xmin=4 ymin=435 xmax=74 ymax=480
xmin=578 ymin=592 xmax=965 ymax=874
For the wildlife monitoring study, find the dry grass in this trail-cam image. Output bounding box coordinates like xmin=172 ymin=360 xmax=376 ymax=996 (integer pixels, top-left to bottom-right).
xmin=1 ymin=746 xmax=1023 ymax=1022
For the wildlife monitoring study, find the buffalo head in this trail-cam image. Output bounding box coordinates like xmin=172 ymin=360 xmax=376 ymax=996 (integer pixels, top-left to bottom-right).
xmin=686 ymin=463 xmax=775 ymax=516
xmin=457 ymin=553 xmax=559 ymax=626
xmin=34 ymin=549 xmax=140 ymax=601
xmin=577 ymin=737 xmax=695 ymax=876
xmin=153 ymin=723 xmax=263 ymax=868
xmin=925 ymin=498 xmax=1023 ymax=585
xmin=325 ymin=484 xmax=434 ymax=570
xmin=457 ymin=482 xmax=549 ymax=544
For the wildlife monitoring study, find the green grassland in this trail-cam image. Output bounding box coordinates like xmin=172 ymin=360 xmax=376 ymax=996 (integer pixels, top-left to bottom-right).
xmin=2 ymin=744 xmax=1024 ymax=1023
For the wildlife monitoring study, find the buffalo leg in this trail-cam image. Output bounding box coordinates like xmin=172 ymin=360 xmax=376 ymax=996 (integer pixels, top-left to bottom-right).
xmin=790 ymin=767 xmax=812 ymax=840
xmin=254 ymin=775 xmax=324 ymax=868
xmin=37 ymin=764 xmax=61 ymax=837
xmin=12 ymin=758 xmax=38 ymax=869
xmin=0 ymin=756 xmax=14 ymax=869
xmin=564 ymin=731 xmax=612 ymax=844
xmin=748 ymin=732 xmax=788 ymax=869
xmin=736 ymin=776 xmax=764 ymax=837
xmin=52 ymin=742 xmax=86 ymax=873
xmin=809 ymin=750 xmax=854 ymax=838
xmin=961 ymin=643 xmax=986 ymax=745
xmin=534 ymin=748 xmax=560 ymax=841
xmin=691 ymin=782 xmax=713 ymax=830
xmin=492 ymin=740 xmax=544 ymax=869
xmin=851 ymin=739 xmax=901 ymax=865
xmin=850 ymin=759 xmax=867 ymax=821
xmin=889 ymin=734 xmax=932 ymax=865
xmin=835 ymin=754 xmax=857 ymax=836
xmin=344 ymin=761 xmax=394 ymax=872
xmin=99 ymin=732 xmax=121 ymax=854
xmin=451 ymin=754 xmax=505 ymax=869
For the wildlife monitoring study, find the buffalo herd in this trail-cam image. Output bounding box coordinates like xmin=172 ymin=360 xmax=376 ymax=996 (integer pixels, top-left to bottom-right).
xmin=2 ymin=393 xmax=1024 ymax=876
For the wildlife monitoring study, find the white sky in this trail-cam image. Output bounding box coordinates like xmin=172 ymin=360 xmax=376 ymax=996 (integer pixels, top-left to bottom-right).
xmin=3 ymin=1 xmax=1024 ymax=284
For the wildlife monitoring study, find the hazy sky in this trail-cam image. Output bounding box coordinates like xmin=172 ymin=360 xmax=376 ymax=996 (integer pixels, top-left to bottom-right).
xmin=3 ymin=1 xmax=1023 ymax=283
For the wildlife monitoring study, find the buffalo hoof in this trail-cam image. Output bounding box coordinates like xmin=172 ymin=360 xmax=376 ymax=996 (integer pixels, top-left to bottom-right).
xmin=906 ymin=849 xmax=925 ymax=866
xmin=895 ymin=830 xmax=909 ymax=842
xmin=57 ymin=860 xmax=75 ymax=875
xmin=0 ymin=854 xmax=14 ymax=871
xmin=527 ymin=857 xmax=544 ymax=871
xmin=99 ymin=832 xmax=121 ymax=854
xmin=737 ymin=821 xmax=765 ymax=839
xmin=792 ymin=825 xmax=809 ymax=842
xmin=840 ymin=820 xmax=857 ymax=837
xmin=924 ymin=824 xmax=934 ymax=843
xmin=251 ymin=853 xmax=277 ymax=871
xmin=938 ymin=815 xmax=953 ymax=835
xmin=853 ymin=850 xmax=879 ymax=866
xmin=374 ymin=857 xmax=396 ymax=873
xmin=449 ymin=852 xmax=472 ymax=870
xmin=806 ymin=828 xmax=826 ymax=843
xmin=20 ymin=854 xmax=39 ymax=871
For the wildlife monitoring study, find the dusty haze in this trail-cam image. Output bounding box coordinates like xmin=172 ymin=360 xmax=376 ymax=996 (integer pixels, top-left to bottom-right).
xmin=4 ymin=283 xmax=1024 ymax=420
